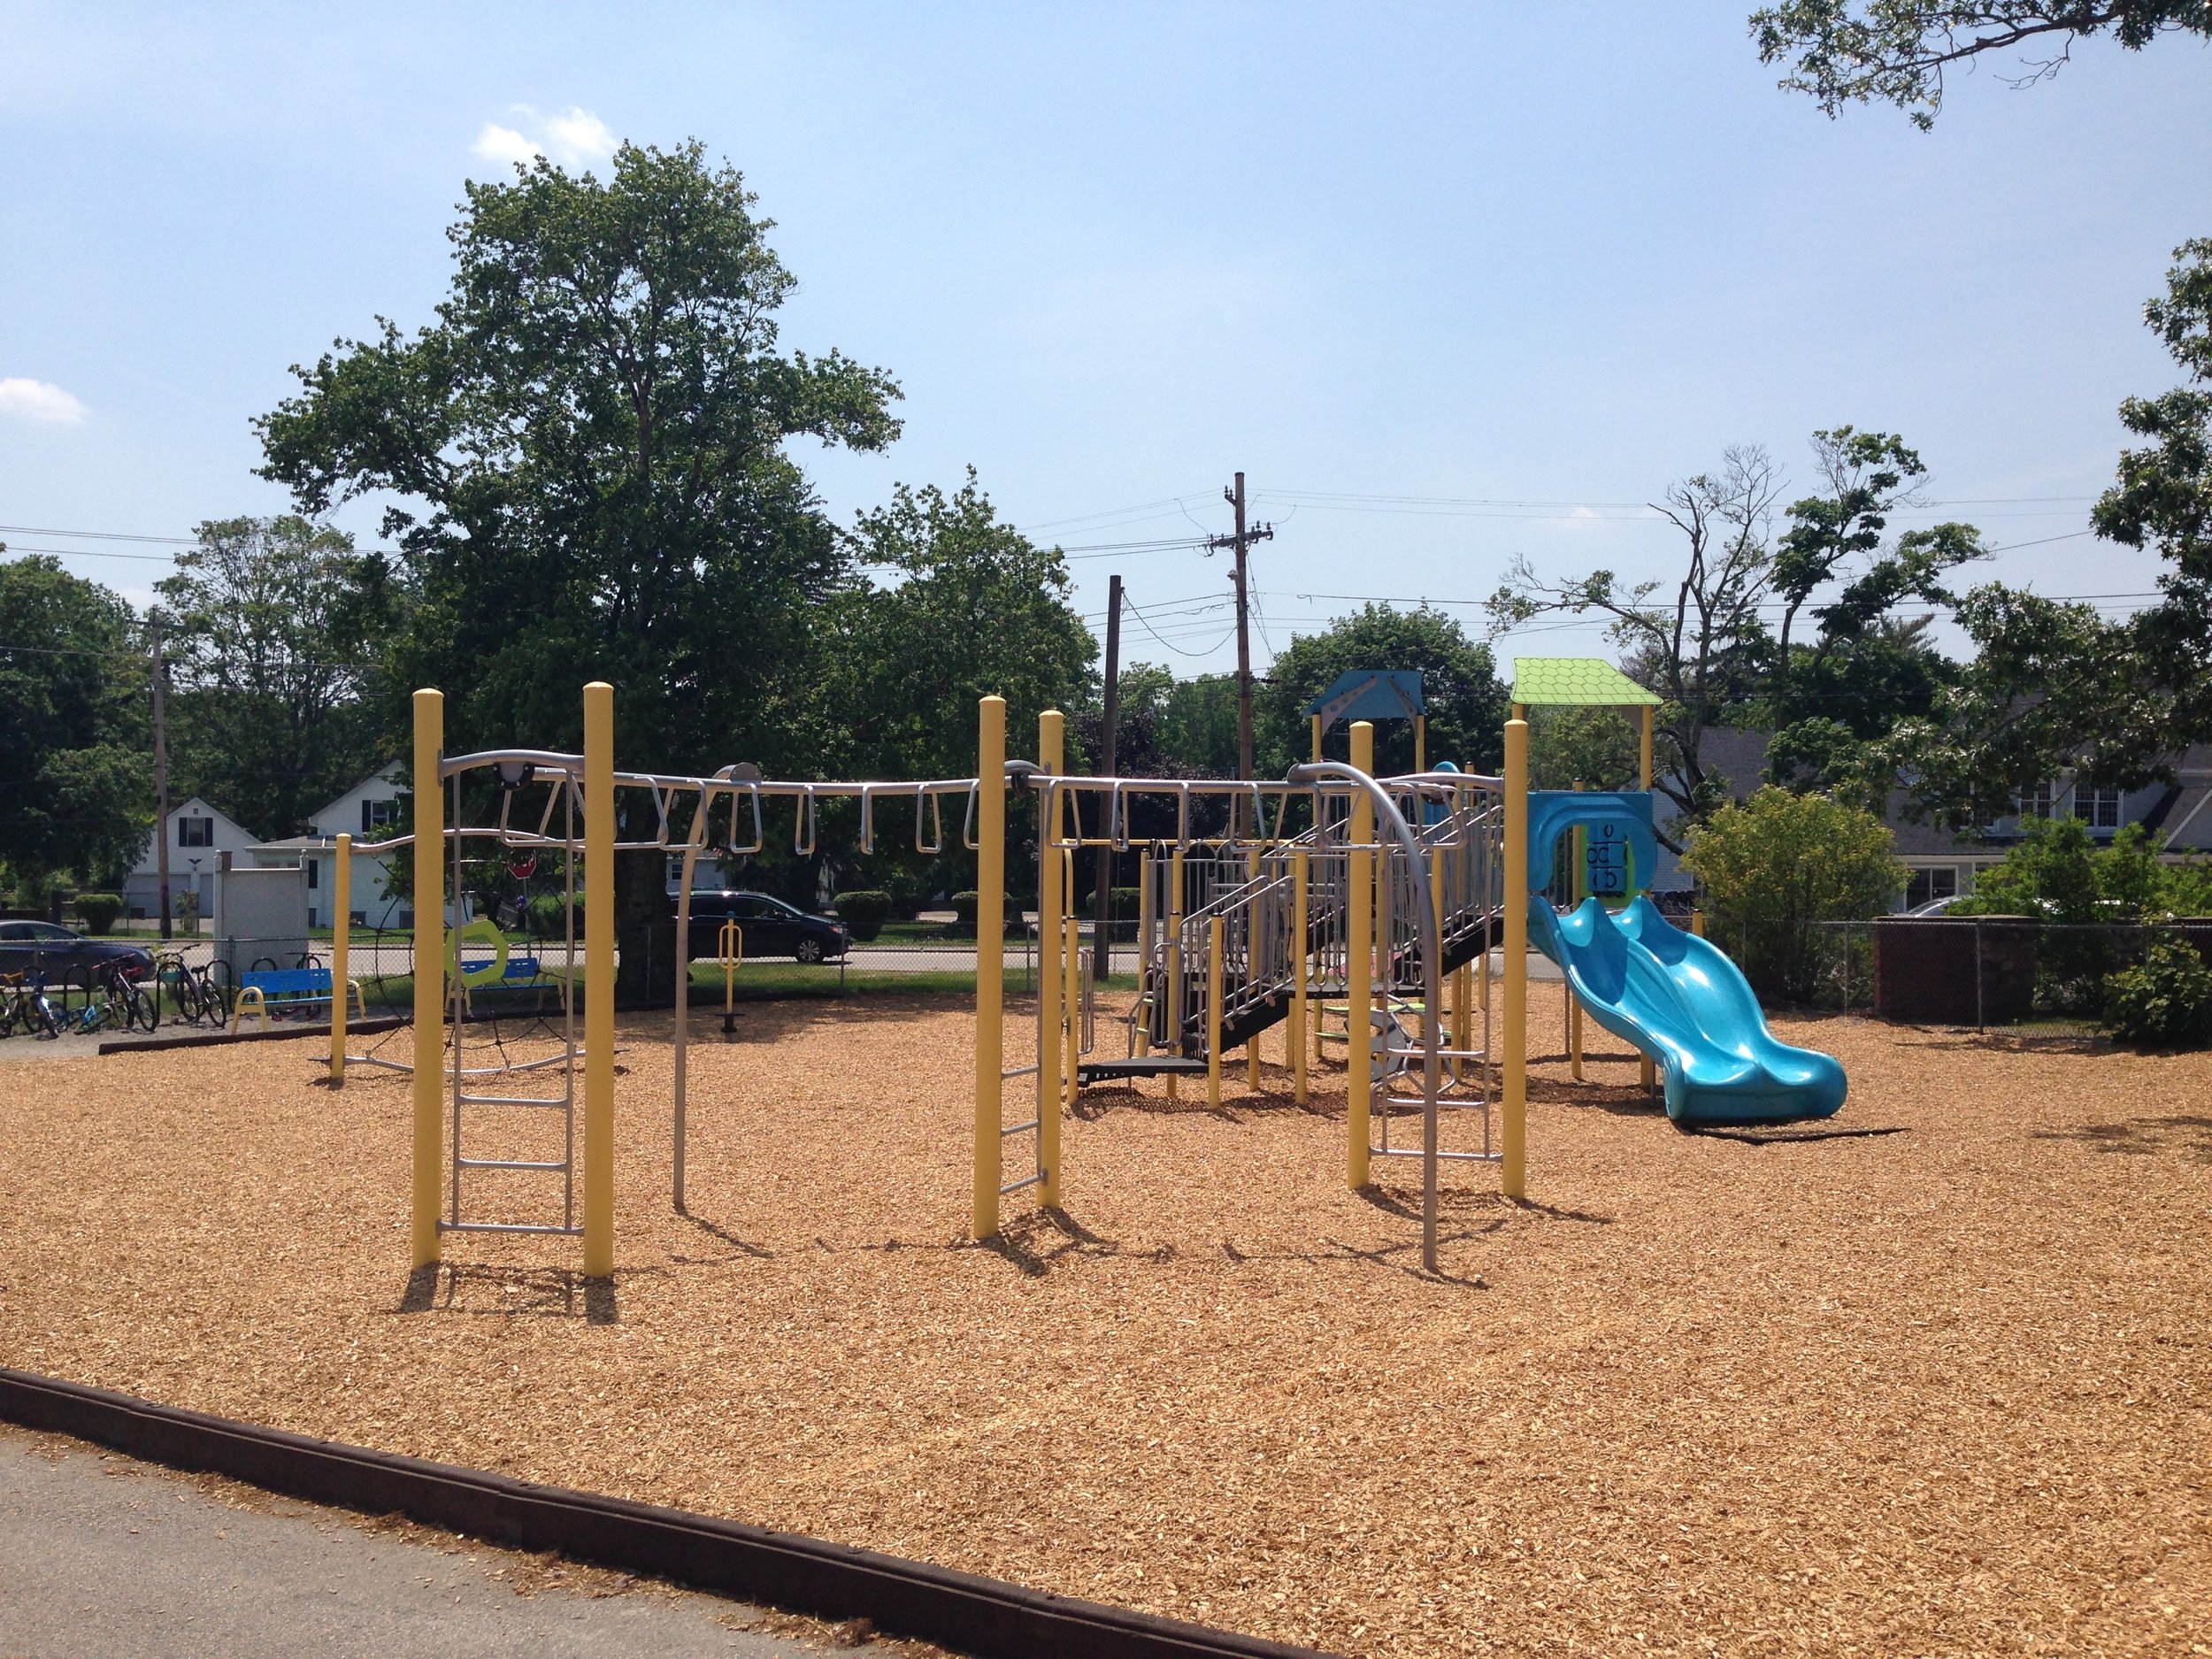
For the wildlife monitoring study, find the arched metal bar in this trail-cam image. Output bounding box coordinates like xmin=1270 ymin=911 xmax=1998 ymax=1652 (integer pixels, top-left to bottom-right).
xmin=1289 ymin=758 xmax=1442 ymax=1274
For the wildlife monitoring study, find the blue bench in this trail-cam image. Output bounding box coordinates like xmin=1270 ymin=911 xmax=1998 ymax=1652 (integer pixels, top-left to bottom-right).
xmin=232 ymin=967 xmax=366 ymax=1033
xmin=457 ymin=955 xmax=547 ymax=1014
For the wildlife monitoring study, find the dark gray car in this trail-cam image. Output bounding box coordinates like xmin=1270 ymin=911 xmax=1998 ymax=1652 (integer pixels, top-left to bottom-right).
xmin=0 ymin=921 xmax=156 ymax=987
xmin=677 ymin=892 xmax=849 ymax=964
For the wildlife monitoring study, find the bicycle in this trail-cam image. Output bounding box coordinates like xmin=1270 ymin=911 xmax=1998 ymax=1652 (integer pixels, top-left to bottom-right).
xmin=0 ymin=972 xmax=61 ymax=1040
xmin=70 ymin=961 xmax=156 ymax=1034
xmin=157 ymin=953 xmax=229 ymax=1026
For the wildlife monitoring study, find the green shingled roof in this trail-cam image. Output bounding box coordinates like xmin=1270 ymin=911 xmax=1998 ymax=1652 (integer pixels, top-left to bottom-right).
xmin=1510 ymin=657 xmax=1663 ymax=708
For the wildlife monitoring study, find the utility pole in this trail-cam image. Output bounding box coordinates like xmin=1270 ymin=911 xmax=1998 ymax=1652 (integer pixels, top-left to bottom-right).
xmin=1092 ymin=574 xmax=1123 ymax=979
xmin=150 ymin=611 xmax=173 ymax=942
xmin=1205 ymin=472 xmax=1272 ymax=830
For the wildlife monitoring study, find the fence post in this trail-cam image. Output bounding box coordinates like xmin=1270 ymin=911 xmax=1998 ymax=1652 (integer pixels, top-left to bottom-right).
xmin=1975 ymin=919 xmax=1985 ymax=1032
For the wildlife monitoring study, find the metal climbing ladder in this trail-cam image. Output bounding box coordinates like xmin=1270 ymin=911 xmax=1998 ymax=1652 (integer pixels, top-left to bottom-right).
xmin=441 ymin=762 xmax=584 ymax=1240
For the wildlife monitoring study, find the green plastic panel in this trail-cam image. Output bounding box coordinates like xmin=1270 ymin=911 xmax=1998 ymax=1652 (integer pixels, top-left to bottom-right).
xmin=1510 ymin=657 xmax=1663 ymax=708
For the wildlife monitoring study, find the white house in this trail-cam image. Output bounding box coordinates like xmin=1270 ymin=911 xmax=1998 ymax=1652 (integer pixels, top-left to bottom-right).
xmin=247 ymin=764 xmax=469 ymax=931
xmin=124 ymin=797 xmax=261 ymax=923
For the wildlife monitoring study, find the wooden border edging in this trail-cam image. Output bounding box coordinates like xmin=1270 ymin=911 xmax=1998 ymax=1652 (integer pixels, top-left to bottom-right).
xmin=96 ymin=1018 xmax=408 ymax=1056
xmin=0 ymin=1368 xmax=1340 ymax=1659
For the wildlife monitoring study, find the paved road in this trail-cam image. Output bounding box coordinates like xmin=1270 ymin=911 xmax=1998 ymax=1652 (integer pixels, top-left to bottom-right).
xmin=0 ymin=1425 xmax=911 ymax=1657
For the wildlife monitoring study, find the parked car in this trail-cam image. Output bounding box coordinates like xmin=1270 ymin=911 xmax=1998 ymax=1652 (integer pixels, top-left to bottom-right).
xmin=0 ymin=920 xmax=155 ymax=986
xmin=676 ymin=891 xmax=849 ymax=964
xmin=1902 ymin=895 xmax=1969 ymax=918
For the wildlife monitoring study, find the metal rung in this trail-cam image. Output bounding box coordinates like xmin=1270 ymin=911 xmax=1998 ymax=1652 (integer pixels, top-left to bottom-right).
xmin=457 ymin=1156 xmax=570 ymax=1172
xmin=456 ymin=1053 xmax=577 ymax=1077
xmin=1385 ymin=1045 xmax=1489 ymax=1062
xmin=437 ymin=1220 xmax=586 ymax=1236
xmin=1370 ymin=1146 xmax=1501 ymax=1163
xmin=1000 ymin=1118 xmax=1041 ymax=1138
xmin=1384 ymin=1094 xmax=1493 ymax=1110
xmin=457 ymin=1093 xmax=571 ymax=1108
xmin=1001 ymin=1064 xmax=1041 ymax=1080
xmin=999 ymin=1172 xmax=1044 ymax=1195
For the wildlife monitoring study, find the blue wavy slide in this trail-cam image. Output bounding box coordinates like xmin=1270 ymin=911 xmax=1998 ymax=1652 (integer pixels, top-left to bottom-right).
xmin=1530 ymin=896 xmax=1847 ymax=1127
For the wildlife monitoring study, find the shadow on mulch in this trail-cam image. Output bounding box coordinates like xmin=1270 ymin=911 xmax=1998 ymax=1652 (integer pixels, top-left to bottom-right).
xmin=1893 ymin=1026 xmax=2108 ymax=1055
xmin=1360 ymin=1183 xmax=1614 ymax=1227
xmin=1680 ymin=1123 xmax=1908 ymax=1146
xmin=1070 ymin=1083 xmax=1340 ymax=1125
xmin=672 ymin=1208 xmax=774 ymax=1263
xmin=2032 ymin=1113 xmax=2212 ymax=1162
xmin=396 ymin=1262 xmax=625 ymax=1324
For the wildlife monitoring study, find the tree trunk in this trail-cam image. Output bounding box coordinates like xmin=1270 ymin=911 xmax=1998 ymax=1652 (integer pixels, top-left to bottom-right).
xmin=614 ymin=847 xmax=674 ymax=1008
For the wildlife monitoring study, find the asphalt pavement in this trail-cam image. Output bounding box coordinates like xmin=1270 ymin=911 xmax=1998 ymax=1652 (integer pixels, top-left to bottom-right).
xmin=0 ymin=1425 xmax=910 ymax=1657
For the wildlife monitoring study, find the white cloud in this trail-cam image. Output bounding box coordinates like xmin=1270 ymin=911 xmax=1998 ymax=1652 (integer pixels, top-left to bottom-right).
xmin=0 ymin=377 xmax=88 ymax=424
xmin=541 ymin=108 xmax=617 ymax=163
xmin=472 ymin=122 xmax=542 ymax=168
xmin=471 ymin=105 xmax=618 ymax=173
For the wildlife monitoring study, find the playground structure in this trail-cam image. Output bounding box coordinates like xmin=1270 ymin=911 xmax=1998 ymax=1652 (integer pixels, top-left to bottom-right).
xmin=310 ymin=661 xmax=1845 ymax=1283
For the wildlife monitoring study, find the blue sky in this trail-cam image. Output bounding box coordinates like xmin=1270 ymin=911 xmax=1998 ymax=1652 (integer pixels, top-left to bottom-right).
xmin=3 ymin=3 xmax=2208 ymax=677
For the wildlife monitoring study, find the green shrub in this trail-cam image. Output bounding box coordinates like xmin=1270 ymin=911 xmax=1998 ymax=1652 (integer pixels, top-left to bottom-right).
xmin=73 ymin=892 xmax=124 ymax=934
xmin=833 ymin=889 xmax=892 ymax=942
xmin=1110 ymin=886 xmax=1142 ymax=918
xmin=525 ymin=893 xmax=575 ymax=938
xmin=2103 ymin=937 xmax=2212 ymax=1048
xmin=1681 ymin=787 xmax=1904 ymax=1004
xmin=950 ymin=891 xmax=979 ymax=933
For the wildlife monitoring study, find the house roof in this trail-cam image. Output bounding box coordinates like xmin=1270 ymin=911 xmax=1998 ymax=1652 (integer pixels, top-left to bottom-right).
xmin=1511 ymin=657 xmax=1662 ymax=708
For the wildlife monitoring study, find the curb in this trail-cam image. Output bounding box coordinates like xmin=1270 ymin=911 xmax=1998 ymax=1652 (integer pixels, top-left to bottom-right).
xmin=96 ymin=1018 xmax=409 ymax=1056
xmin=0 ymin=1368 xmax=1339 ymax=1659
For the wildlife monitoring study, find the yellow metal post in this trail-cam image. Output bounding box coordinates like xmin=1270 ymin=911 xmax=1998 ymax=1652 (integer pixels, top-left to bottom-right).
xmin=1207 ymin=914 xmax=1225 ymax=1110
xmin=1036 ymin=710 xmax=1064 ymax=1206
xmin=410 ymin=690 xmax=444 ymax=1269
xmin=1165 ymin=846 xmax=1184 ymax=1101
xmin=1502 ymin=716 xmax=1528 ymax=1200
xmin=1415 ymin=713 xmax=1427 ymax=775
xmin=1347 ymin=719 xmax=1375 ymax=1188
xmin=1291 ymin=848 xmax=1309 ymax=1105
xmin=718 ymin=918 xmax=743 ymax=1034
xmin=1310 ymin=713 xmax=1323 ymax=764
xmin=972 ymin=695 xmax=1007 ymax=1238
xmin=1428 ymin=847 xmax=1448 ymax=1081
xmin=582 ymin=680 xmax=616 ymax=1279
xmin=1246 ymin=844 xmax=1261 ymax=1090
xmin=1063 ymin=907 xmax=1080 ymax=1113
xmin=1639 ymin=704 xmax=1656 ymax=1092
xmin=330 ymin=832 xmax=350 ymax=1086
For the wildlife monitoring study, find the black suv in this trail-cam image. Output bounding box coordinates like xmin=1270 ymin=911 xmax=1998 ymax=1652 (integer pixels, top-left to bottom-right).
xmin=0 ymin=921 xmax=156 ymax=987
xmin=677 ymin=891 xmax=849 ymax=964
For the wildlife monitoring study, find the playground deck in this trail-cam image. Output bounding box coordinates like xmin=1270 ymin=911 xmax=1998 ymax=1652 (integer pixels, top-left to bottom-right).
xmin=0 ymin=996 xmax=2205 ymax=1656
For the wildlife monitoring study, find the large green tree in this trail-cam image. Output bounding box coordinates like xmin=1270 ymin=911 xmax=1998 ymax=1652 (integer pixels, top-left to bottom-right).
xmin=257 ymin=142 xmax=902 ymax=998
xmin=1491 ymin=434 xmax=1979 ymax=831
xmin=2098 ymin=238 xmax=2212 ymax=746
xmin=803 ymin=474 xmax=1094 ymax=907
xmin=156 ymin=517 xmax=401 ymax=839
xmin=1259 ymin=603 xmax=1509 ymax=778
xmin=1885 ymin=243 xmax=2212 ymax=822
xmin=0 ymin=556 xmax=149 ymax=890
xmin=1751 ymin=2 xmax=2209 ymax=129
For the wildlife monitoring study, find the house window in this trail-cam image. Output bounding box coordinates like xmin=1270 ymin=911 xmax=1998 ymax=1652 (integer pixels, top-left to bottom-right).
xmin=1905 ymin=866 xmax=1959 ymax=910
xmin=306 ymin=859 xmax=319 ymax=889
xmin=2015 ymin=783 xmax=2056 ymax=820
xmin=177 ymin=816 xmax=214 ymax=847
xmin=2074 ymin=786 xmax=2122 ymax=830
xmin=361 ymin=798 xmax=398 ymax=834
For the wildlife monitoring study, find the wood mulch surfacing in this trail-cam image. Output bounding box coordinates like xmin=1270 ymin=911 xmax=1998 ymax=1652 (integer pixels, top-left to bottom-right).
xmin=0 ymin=989 xmax=2206 ymax=1657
